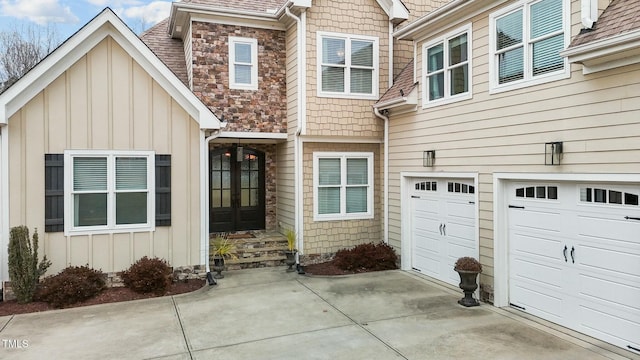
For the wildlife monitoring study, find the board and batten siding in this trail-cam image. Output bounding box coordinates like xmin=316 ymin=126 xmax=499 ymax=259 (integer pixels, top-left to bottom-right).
xmin=387 ymin=3 xmax=640 ymax=299
xmin=7 ymin=37 xmax=203 ymax=274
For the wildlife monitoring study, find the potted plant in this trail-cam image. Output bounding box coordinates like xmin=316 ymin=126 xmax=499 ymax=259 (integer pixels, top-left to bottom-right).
xmin=211 ymin=234 xmax=238 ymax=279
xmin=284 ymin=228 xmax=297 ymax=272
xmin=454 ymin=256 xmax=482 ymax=307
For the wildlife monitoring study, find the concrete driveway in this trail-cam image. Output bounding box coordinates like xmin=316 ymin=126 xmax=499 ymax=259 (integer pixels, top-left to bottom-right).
xmin=0 ymin=269 xmax=636 ymax=360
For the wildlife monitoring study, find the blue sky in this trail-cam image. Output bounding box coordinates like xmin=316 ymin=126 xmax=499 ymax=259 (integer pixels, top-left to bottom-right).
xmin=0 ymin=0 xmax=174 ymax=38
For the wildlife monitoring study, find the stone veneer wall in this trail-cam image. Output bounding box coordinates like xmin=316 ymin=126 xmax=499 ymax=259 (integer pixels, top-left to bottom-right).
xmin=191 ymin=22 xmax=287 ymax=133
xmin=209 ymin=143 xmax=278 ymax=230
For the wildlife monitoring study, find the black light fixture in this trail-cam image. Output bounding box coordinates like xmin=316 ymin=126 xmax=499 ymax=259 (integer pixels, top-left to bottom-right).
xmin=545 ymin=142 xmax=563 ymax=165
xmin=423 ymin=150 xmax=436 ymax=167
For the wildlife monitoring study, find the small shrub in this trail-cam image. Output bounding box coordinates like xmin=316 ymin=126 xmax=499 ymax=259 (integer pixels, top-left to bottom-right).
xmin=37 ymin=265 xmax=106 ymax=308
xmin=454 ymin=257 xmax=482 ymax=272
xmin=8 ymin=226 xmax=51 ymax=303
xmin=334 ymin=242 xmax=398 ymax=272
xmin=121 ymin=257 xmax=172 ymax=295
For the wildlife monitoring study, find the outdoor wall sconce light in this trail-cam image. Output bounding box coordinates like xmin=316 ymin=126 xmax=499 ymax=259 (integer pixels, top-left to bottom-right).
xmin=545 ymin=142 xmax=563 ymax=165
xmin=423 ymin=150 xmax=436 ymax=167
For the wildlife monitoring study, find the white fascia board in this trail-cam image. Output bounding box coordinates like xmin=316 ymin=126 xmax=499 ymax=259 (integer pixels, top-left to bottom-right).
xmin=171 ymin=3 xmax=285 ymax=34
xmin=394 ymin=0 xmax=508 ymax=41
xmin=0 ymin=8 xmax=219 ymax=130
xmin=560 ymin=29 xmax=640 ymax=74
xmin=374 ymin=87 xmax=418 ymax=110
xmin=218 ymin=131 xmax=288 ymax=140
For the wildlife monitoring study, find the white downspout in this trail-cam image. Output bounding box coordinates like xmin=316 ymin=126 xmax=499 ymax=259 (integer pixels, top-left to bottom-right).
xmin=389 ymin=21 xmax=394 ymax=88
xmin=201 ymin=127 xmax=224 ymax=282
xmin=0 ymin=126 xmax=7 ymax=293
xmin=373 ymin=108 xmax=389 ymax=244
xmin=285 ymin=7 xmax=306 ymax=258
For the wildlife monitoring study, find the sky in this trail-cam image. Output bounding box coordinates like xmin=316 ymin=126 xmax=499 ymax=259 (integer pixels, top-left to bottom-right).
xmin=0 ymin=0 xmax=174 ymax=38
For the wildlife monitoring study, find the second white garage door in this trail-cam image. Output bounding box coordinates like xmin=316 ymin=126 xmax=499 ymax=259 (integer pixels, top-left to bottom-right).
xmin=508 ymin=182 xmax=640 ymax=353
xmin=411 ymin=178 xmax=477 ymax=286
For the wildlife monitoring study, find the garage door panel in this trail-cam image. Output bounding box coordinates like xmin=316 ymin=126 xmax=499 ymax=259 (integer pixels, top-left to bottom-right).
xmin=445 ymin=201 xmax=474 ymax=220
xmin=510 ymin=232 xmax=564 ymax=261
xmin=510 ymin=208 xmax=563 ymax=233
xmin=413 ymin=197 xmax=439 ymax=214
xmin=579 ymin=274 xmax=640 ymax=314
xmin=577 ymin=216 xmax=640 ymax=250
xmin=508 ymin=181 xmax=640 ymax=353
xmin=578 ymin=244 xmax=640 ymax=281
xmin=578 ymin=304 xmax=640 ymax=351
xmin=510 ymin=284 xmax=564 ymax=322
xmin=511 ymin=257 xmax=563 ymax=290
xmin=410 ymin=178 xmax=478 ymax=287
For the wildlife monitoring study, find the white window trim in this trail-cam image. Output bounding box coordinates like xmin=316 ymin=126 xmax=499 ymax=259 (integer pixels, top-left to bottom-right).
xmin=316 ymin=31 xmax=379 ymax=100
xmin=64 ymin=150 xmax=155 ymax=236
xmin=422 ymin=24 xmax=473 ymax=108
xmin=488 ymin=0 xmax=571 ymax=94
xmin=229 ymin=36 xmax=258 ymax=91
xmin=313 ymin=152 xmax=374 ymax=221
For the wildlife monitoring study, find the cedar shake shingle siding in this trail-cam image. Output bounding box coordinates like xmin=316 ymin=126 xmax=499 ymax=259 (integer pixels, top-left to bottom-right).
xmin=191 ymin=22 xmax=287 ymax=133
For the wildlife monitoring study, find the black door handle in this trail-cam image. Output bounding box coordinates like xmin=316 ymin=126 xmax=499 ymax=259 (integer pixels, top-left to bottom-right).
xmin=442 ymin=224 xmax=446 ymax=236
xmin=563 ymin=245 xmax=568 ymax=262
xmin=570 ymin=246 xmax=575 ymax=264
xmin=439 ymin=223 xmax=443 ymax=235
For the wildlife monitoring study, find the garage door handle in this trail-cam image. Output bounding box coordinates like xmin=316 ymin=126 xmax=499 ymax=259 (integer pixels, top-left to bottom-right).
xmin=563 ymin=245 xmax=568 ymax=262
xmin=625 ymin=216 xmax=640 ymax=221
xmin=509 ymin=205 xmax=525 ymax=209
xmin=570 ymin=246 xmax=575 ymax=264
xmin=439 ymin=223 xmax=443 ymax=235
xmin=443 ymin=224 xmax=446 ymax=236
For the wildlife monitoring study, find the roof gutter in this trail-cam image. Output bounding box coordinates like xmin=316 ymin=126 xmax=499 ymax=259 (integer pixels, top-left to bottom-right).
xmin=394 ymin=0 xmax=470 ymax=40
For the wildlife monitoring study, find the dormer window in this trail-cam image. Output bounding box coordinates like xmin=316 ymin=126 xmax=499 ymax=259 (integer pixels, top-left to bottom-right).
xmin=229 ymin=36 xmax=258 ymax=90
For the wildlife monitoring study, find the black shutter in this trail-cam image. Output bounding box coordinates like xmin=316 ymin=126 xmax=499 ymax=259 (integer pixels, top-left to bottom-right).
xmin=155 ymin=155 xmax=171 ymax=226
xmin=45 ymin=154 xmax=64 ymax=232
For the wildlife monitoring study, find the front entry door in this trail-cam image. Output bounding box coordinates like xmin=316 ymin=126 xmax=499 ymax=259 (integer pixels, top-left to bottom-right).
xmin=210 ymin=146 xmax=265 ymax=232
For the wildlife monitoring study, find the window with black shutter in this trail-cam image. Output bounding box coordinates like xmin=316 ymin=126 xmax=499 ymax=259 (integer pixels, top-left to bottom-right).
xmin=45 ymin=154 xmax=64 ymax=232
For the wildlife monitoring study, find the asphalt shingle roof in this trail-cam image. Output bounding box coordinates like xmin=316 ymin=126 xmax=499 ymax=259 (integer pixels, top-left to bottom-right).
xmin=377 ymin=59 xmax=416 ymax=105
xmin=182 ymin=0 xmax=287 ymax=13
xmin=139 ymin=18 xmax=189 ymax=86
xmin=569 ymin=0 xmax=640 ymax=48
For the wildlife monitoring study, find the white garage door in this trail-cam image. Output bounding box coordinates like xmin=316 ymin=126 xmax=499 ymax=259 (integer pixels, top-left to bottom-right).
xmin=411 ymin=178 xmax=477 ymax=286
xmin=508 ymin=182 xmax=640 ymax=353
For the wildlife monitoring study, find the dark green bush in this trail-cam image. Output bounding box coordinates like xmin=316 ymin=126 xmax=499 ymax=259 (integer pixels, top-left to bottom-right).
xmin=8 ymin=226 xmax=51 ymax=303
xmin=334 ymin=242 xmax=398 ymax=272
xmin=121 ymin=257 xmax=172 ymax=295
xmin=37 ymin=265 xmax=106 ymax=308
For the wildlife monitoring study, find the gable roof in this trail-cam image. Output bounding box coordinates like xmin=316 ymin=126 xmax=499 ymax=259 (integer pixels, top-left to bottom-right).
xmin=140 ymin=18 xmax=189 ymax=86
xmin=561 ymin=0 xmax=640 ymax=74
xmin=374 ymin=59 xmax=417 ymax=111
xmin=0 ymin=8 xmax=220 ymax=129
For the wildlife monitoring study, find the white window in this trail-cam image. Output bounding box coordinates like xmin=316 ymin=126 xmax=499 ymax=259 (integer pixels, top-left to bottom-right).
xmin=489 ymin=0 xmax=569 ymax=93
xmin=317 ymin=32 xmax=379 ymax=100
xmin=65 ymin=151 xmax=155 ymax=235
xmin=313 ymin=152 xmax=374 ymax=221
xmin=422 ymin=24 xmax=472 ymax=107
xmin=229 ymin=36 xmax=258 ymax=90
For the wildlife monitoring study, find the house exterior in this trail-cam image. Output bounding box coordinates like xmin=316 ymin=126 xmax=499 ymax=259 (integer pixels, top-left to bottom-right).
xmin=0 ymin=9 xmax=220 ymax=289
xmin=376 ymin=0 xmax=640 ymax=354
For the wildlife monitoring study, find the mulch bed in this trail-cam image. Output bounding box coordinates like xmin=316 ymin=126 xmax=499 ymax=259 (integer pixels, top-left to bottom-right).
xmin=0 ymin=279 xmax=205 ymax=316
xmin=303 ymin=259 xmax=382 ymax=276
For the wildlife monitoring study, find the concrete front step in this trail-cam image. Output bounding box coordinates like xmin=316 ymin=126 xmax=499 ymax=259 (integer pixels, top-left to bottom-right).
xmin=210 ymin=231 xmax=289 ymax=270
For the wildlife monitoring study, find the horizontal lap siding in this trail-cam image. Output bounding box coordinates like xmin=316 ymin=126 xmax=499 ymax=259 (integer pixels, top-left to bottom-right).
xmin=8 ymin=37 xmax=202 ymax=274
xmin=388 ymin=3 xmax=640 ymax=297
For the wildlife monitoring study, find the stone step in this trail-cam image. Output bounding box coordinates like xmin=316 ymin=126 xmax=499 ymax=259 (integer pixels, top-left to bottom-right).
xmin=210 ymin=231 xmax=290 ymax=270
